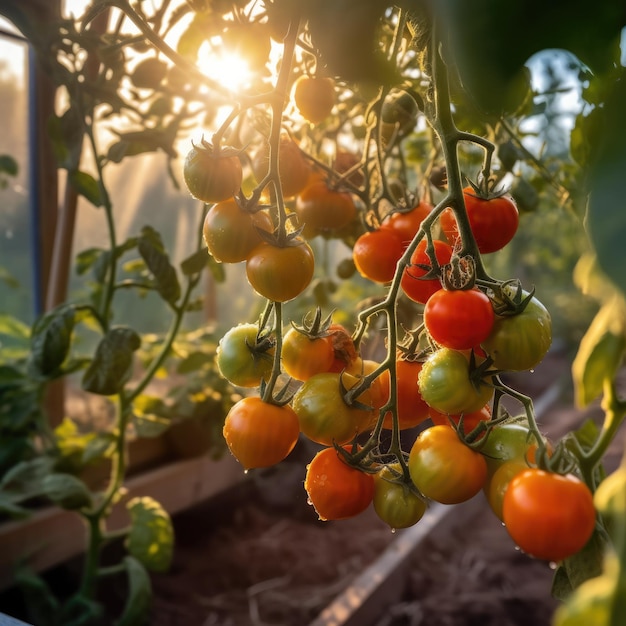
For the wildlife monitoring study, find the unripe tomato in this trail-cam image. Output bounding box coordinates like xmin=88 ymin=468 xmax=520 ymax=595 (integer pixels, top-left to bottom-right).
xmin=292 ymin=75 xmax=336 ymax=123
xmin=373 ymin=463 xmax=427 ymax=529
xmin=246 ymin=239 xmax=314 ymax=302
xmin=484 ymin=459 xmax=528 ymax=521
xmin=203 ymin=200 xmax=272 ymax=263
xmin=304 ymin=446 xmax=374 ymax=520
xmin=183 ymin=144 xmax=242 ymax=203
xmin=353 ymin=229 xmax=405 ymax=284
xmin=408 ymin=425 xmax=487 ymax=504
xmin=503 ymin=469 xmax=596 ymax=562
xmin=223 ymin=397 xmax=300 ymax=469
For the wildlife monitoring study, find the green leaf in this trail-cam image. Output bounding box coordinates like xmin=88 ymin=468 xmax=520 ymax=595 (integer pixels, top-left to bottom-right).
xmin=572 ymin=299 xmax=626 ymax=407
xmin=181 ymin=248 xmax=209 ymax=276
xmin=29 ymin=305 xmax=77 ymax=377
xmin=1 ymin=456 xmax=55 ymax=495
xmin=137 ymin=226 xmax=181 ymax=305
xmin=0 ymin=154 xmax=18 ymax=176
xmin=42 ymin=473 xmax=93 ymax=510
xmin=0 ymin=265 xmax=20 ymax=289
xmin=82 ymin=432 xmax=117 ymax=464
xmin=116 ymin=556 xmax=152 ymax=626
xmin=0 ymin=314 xmax=30 ymax=342
xmin=14 ymin=567 xmax=60 ymax=626
xmin=68 ymin=170 xmax=104 ymax=208
xmin=0 ymin=491 xmax=31 ymax=518
xmin=82 ymin=327 xmax=141 ymax=396
xmin=126 ymin=496 xmax=174 ymax=573
xmin=175 ymin=351 xmax=213 ymax=374
xmin=132 ymin=413 xmax=171 ymax=438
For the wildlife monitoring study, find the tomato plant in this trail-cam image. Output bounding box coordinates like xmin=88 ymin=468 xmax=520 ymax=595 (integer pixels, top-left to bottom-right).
xmin=408 ymin=425 xmax=488 ymax=504
xmin=183 ymin=140 xmax=243 ymax=204
xmin=373 ymin=464 xmax=427 ymax=529
xmin=401 ymin=239 xmax=453 ymax=304
xmin=246 ymin=239 xmax=315 ymax=302
xmin=423 ymin=287 xmax=495 ymax=350
xmin=304 ymin=446 xmax=375 ymax=521
xmin=353 ymin=229 xmax=405 ymax=284
xmin=440 ymin=187 xmax=519 ymax=254
xmin=223 ymin=397 xmax=300 ymax=469
xmin=502 ymin=469 xmax=597 ymax=562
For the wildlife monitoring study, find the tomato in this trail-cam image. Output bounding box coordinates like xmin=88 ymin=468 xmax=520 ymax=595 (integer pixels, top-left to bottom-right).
xmin=423 ymin=288 xmax=495 ymax=350
xmin=429 ymin=403 xmax=492 ymax=435
xmin=291 ymin=372 xmax=375 ymax=446
xmin=418 ymin=348 xmax=494 ymax=415
xmin=223 ymin=397 xmax=300 ymax=469
xmin=203 ymin=200 xmax=273 ymax=263
xmin=401 ymin=239 xmax=453 ymax=304
xmin=483 ymin=294 xmax=552 ymax=371
xmin=353 ymin=229 xmax=405 ymax=284
xmin=381 ymin=90 xmax=419 ymax=136
xmin=502 ymin=469 xmax=596 ymax=562
xmin=246 ymin=239 xmax=314 ymax=302
xmin=484 ymin=459 xmax=528 ymax=521
xmin=292 ymin=75 xmax=336 ymax=123
xmin=381 ymin=201 xmax=432 ymax=248
xmin=295 ymin=181 xmax=357 ymax=232
xmin=440 ymin=187 xmax=519 ymax=254
xmin=281 ymin=327 xmax=334 ymax=381
xmin=408 ymin=425 xmax=488 ymax=504
xmin=373 ymin=464 xmax=427 ymax=529
xmin=252 ymin=137 xmax=310 ymax=199
xmin=333 ymin=150 xmax=364 ymax=187
xmin=326 ymin=324 xmax=358 ymax=373
xmin=304 ymin=446 xmax=374 ymax=521
xmin=345 ymin=358 xmax=386 ymax=431
xmin=216 ymin=323 xmax=274 ymax=388
xmin=379 ymin=360 xmax=430 ymax=430
xmin=183 ymin=142 xmax=242 ymax=203
xmin=478 ymin=423 xmax=545 ymax=478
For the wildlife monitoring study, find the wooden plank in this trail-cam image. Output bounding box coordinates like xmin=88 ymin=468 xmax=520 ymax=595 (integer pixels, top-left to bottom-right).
xmin=0 ymin=454 xmax=244 ymax=590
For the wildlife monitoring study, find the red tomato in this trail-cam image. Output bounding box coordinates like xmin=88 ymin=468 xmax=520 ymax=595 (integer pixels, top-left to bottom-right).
xmin=401 ymin=239 xmax=453 ymax=304
xmin=304 ymin=446 xmax=374 ymax=520
xmin=223 ymin=397 xmax=300 ymax=469
xmin=381 ymin=201 xmax=433 ymax=248
xmin=246 ymin=239 xmax=314 ymax=302
xmin=503 ymin=469 xmax=596 ymax=562
xmin=440 ymin=187 xmax=519 ymax=254
xmin=423 ymin=288 xmax=495 ymax=350
xmin=353 ymin=229 xmax=405 ymax=284
xmin=295 ymin=181 xmax=357 ymax=232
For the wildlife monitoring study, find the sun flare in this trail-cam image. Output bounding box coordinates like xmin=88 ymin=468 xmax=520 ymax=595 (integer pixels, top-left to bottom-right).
xmin=196 ymin=43 xmax=253 ymax=93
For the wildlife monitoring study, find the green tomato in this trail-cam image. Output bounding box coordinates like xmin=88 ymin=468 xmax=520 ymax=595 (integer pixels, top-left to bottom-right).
xmin=373 ymin=464 xmax=427 ymax=529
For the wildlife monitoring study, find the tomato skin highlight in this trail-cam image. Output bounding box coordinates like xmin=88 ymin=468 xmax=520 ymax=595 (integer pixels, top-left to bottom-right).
xmin=424 ymin=288 xmax=495 ymax=350
xmin=223 ymin=397 xmax=300 ymax=470
xmin=304 ymin=446 xmax=374 ymax=521
xmin=440 ymin=187 xmax=519 ymax=254
xmin=246 ymin=239 xmax=315 ymax=303
xmin=502 ymin=469 xmax=596 ymax=562
xmin=183 ymin=146 xmax=242 ymax=203
xmin=408 ymin=425 xmax=488 ymax=504
xmin=401 ymin=239 xmax=452 ymax=304
xmin=353 ymin=229 xmax=405 ymax=284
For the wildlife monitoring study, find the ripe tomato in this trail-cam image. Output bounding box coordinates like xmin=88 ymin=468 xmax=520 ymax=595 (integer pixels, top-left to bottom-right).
xmin=373 ymin=464 xmax=427 ymax=529
xmin=295 ymin=181 xmax=357 ymax=232
xmin=379 ymin=360 xmax=430 ymax=430
xmin=423 ymin=287 xmax=495 ymax=350
xmin=353 ymin=229 xmax=405 ymax=284
xmin=203 ymin=200 xmax=273 ymax=263
xmin=484 ymin=459 xmax=528 ymax=521
xmin=223 ymin=397 xmax=300 ymax=469
xmin=216 ymin=323 xmax=274 ymax=388
xmin=401 ymin=239 xmax=452 ymax=304
xmin=418 ymin=348 xmax=494 ymax=415
xmin=408 ymin=425 xmax=488 ymax=504
xmin=381 ymin=201 xmax=433 ymax=248
xmin=291 ymin=372 xmax=374 ymax=446
xmin=251 ymin=137 xmax=310 ymax=199
xmin=440 ymin=187 xmax=519 ymax=254
xmin=292 ymin=75 xmax=336 ymax=123
xmin=483 ymin=294 xmax=552 ymax=371
xmin=333 ymin=150 xmax=364 ymax=187
xmin=429 ymin=403 xmax=492 ymax=435
xmin=345 ymin=358 xmax=386 ymax=432
xmin=304 ymin=446 xmax=374 ymax=520
xmin=503 ymin=469 xmax=596 ymax=562
xmin=183 ymin=143 xmax=242 ymax=203
xmin=281 ymin=327 xmax=334 ymax=381
xmin=246 ymin=239 xmax=314 ymax=302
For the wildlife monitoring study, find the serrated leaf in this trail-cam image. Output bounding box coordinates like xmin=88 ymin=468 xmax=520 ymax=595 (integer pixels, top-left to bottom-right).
xmin=138 ymin=227 xmax=181 ymax=304
xmin=126 ymin=496 xmax=174 ymax=573
xmin=82 ymin=327 xmax=141 ymax=396
xmin=29 ymin=305 xmax=77 ymax=377
xmin=69 ymin=170 xmax=104 ymax=208
xmin=42 ymin=473 xmax=93 ymax=510
xmin=572 ymin=299 xmax=626 ymax=407
xmin=116 ymin=556 xmax=152 ymax=626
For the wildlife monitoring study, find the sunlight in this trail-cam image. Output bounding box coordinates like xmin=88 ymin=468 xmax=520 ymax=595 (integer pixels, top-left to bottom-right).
xmin=196 ymin=42 xmax=253 ymax=93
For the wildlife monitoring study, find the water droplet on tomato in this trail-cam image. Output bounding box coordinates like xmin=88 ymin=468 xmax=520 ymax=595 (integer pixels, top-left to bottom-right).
xmin=307 ymin=497 xmax=313 ymax=506
xmin=549 ymin=561 xmax=558 ymax=570
xmin=390 ymin=528 xmax=396 ymax=534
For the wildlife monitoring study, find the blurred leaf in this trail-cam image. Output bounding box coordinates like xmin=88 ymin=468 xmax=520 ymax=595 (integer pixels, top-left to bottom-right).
xmin=181 ymin=248 xmax=209 ymax=276
xmin=0 ymin=154 xmax=18 ymax=176
xmin=0 ymin=456 xmax=55 ymax=497
xmin=14 ymin=567 xmax=60 ymax=626
xmin=116 ymin=556 xmax=152 ymax=626
xmin=176 ymin=351 xmax=213 ymax=374
xmin=138 ymin=226 xmax=181 ymax=305
xmin=42 ymin=473 xmax=93 ymax=510
xmin=132 ymin=413 xmax=171 ymax=438
xmin=69 ymin=170 xmax=104 ymax=208
xmin=29 ymin=305 xmax=77 ymax=377
xmin=0 ymin=266 xmax=19 ymax=289
xmin=0 ymin=313 xmax=30 ymax=342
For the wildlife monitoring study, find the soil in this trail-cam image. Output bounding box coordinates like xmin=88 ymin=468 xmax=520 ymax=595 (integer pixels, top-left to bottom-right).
xmin=3 ymin=351 xmax=625 ymax=626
